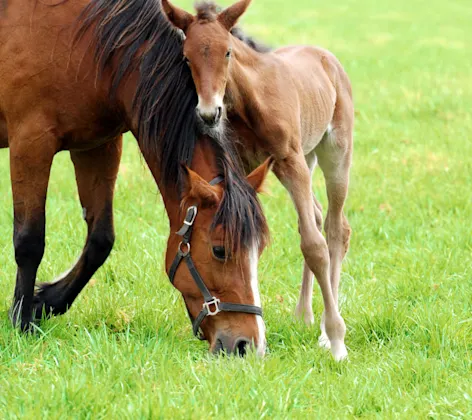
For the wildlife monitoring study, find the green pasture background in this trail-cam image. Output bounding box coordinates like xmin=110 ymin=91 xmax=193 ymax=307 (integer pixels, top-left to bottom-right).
xmin=1 ymin=0 xmax=471 ymax=417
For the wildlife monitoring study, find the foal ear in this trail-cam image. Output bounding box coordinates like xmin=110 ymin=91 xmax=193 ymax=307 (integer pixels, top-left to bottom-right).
xmin=180 ymin=164 xmax=222 ymax=207
xmin=246 ymin=157 xmax=274 ymax=193
xmin=217 ymin=0 xmax=251 ymax=31
xmin=161 ymin=0 xmax=194 ymax=32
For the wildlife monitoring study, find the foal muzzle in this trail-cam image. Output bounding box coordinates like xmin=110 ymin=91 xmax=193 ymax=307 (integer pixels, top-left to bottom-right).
xmin=196 ymin=106 xmax=222 ymax=127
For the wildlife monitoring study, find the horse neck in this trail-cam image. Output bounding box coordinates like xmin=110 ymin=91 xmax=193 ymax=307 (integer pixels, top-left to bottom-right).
xmin=226 ymin=37 xmax=268 ymax=116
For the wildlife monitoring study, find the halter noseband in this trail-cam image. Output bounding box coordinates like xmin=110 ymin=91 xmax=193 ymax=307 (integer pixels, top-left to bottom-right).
xmin=168 ymin=176 xmax=263 ymax=339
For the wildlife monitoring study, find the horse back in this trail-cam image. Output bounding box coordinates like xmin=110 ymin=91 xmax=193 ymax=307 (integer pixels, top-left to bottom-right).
xmin=0 ymin=0 xmax=126 ymax=150
xmin=274 ymin=45 xmax=353 ymax=151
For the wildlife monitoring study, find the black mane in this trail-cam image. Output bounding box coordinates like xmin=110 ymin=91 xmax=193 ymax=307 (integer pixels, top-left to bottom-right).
xmin=75 ymin=0 xmax=268 ymax=251
xmin=231 ymin=26 xmax=271 ymax=53
xmin=75 ymin=0 xmax=196 ymax=188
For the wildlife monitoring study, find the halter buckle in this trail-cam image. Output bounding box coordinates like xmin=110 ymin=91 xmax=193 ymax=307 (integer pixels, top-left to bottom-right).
xmin=184 ymin=206 xmax=198 ymax=226
xmin=203 ymin=298 xmax=221 ymax=316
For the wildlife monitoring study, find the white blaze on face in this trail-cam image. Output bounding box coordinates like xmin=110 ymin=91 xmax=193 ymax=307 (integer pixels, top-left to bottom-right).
xmin=250 ymin=245 xmax=266 ymax=356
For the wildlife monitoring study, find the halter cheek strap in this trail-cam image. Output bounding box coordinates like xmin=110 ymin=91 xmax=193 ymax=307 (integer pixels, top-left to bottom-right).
xmin=168 ymin=175 xmax=263 ymax=339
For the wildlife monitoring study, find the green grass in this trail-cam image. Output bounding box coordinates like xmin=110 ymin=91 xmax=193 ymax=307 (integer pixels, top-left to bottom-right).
xmin=1 ymin=0 xmax=471 ymax=417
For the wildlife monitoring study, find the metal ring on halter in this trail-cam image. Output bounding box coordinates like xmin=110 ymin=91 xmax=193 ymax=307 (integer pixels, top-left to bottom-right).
xmin=178 ymin=241 xmax=190 ymax=256
xmin=203 ymin=298 xmax=221 ymax=316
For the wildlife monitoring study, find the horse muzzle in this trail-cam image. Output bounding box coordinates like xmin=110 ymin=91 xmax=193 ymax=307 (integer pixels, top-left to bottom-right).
xmin=196 ymin=105 xmax=222 ymax=128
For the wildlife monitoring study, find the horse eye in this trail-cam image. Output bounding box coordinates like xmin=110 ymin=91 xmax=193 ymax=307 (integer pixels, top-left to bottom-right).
xmin=212 ymin=246 xmax=227 ymax=261
xmin=184 ymin=56 xmax=190 ymax=65
xmin=225 ymin=49 xmax=232 ymax=59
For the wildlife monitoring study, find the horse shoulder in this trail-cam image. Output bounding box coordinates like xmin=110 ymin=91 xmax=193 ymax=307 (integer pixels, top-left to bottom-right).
xmin=256 ymin=62 xmax=300 ymax=132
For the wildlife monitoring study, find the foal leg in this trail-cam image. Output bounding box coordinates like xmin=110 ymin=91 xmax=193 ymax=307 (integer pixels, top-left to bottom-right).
xmin=316 ymin=131 xmax=353 ymax=349
xmin=9 ymin=129 xmax=57 ymax=330
xmin=317 ymin=133 xmax=352 ymax=301
xmin=33 ymin=138 xmax=122 ymax=318
xmin=274 ymin=151 xmax=347 ymax=360
xmin=295 ymin=150 xmax=323 ymax=325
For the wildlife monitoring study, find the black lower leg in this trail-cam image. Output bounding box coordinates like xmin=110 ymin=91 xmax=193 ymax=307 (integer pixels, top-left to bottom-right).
xmin=10 ymin=221 xmax=45 ymax=330
xmin=33 ymin=213 xmax=114 ymax=318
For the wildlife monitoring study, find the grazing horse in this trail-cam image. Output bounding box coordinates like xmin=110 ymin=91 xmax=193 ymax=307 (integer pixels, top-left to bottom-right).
xmin=0 ymin=0 xmax=272 ymax=356
xmin=162 ymin=0 xmax=354 ymax=360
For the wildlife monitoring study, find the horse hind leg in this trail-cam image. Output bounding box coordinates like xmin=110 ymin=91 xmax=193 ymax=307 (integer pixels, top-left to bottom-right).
xmin=33 ymin=137 xmax=122 ymax=319
xmin=273 ymin=150 xmax=347 ymax=361
xmin=9 ymin=125 xmax=58 ymax=330
xmin=316 ymin=126 xmax=353 ymax=351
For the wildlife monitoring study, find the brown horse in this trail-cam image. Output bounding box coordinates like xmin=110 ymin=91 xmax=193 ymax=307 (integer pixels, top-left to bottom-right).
xmin=162 ymin=0 xmax=354 ymax=360
xmin=0 ymin=0 xmax=272 ymax=356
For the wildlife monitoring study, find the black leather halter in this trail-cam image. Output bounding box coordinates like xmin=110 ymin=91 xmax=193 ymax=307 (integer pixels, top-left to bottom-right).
xmin=168 ymin=176 xmax=263 ymax=338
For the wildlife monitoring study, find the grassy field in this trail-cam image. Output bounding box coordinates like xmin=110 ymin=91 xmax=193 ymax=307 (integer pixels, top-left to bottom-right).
xmin=1 ymin=0 xmax=471 ymax=417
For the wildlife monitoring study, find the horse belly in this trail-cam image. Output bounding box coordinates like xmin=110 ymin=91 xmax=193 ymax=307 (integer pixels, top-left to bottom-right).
xmin=300 ymin=87 xmax=335 ymax=155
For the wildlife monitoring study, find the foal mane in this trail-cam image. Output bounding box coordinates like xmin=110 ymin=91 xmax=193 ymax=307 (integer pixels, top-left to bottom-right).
xmin=75 ymin=0 xmax=268 ymax=252
xmin=195 ymin=1 xmax=271 ymax=53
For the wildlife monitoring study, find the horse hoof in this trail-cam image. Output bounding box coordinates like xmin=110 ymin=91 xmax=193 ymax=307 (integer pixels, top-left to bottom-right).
xmin=32 ymin=282 xmax=67 ymax=320
xmin=330 ymin=339 xmax=348 ymax=361
xmin=8 ymin=306 xmax=34 ymax=332
xmin=294 ymin=305 xmax=314 ymax=326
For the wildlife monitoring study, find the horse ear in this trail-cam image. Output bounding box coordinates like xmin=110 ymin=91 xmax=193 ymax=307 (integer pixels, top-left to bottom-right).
xmin=246 ymin=157 xmax=273 ymax=193
xmin=217 ymin=0 xmax=251 ymax=31
xmin=161 ymin=0 xmax=194 ymax=32
xmin=180 ymin=164 xmax=222 ymax=207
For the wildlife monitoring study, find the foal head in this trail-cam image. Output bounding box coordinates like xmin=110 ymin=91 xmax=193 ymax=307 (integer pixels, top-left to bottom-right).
xmin=162 ymin=0 xmax=251 ymax=129
xmin=166 ymin=154 xmax=271 ymax=356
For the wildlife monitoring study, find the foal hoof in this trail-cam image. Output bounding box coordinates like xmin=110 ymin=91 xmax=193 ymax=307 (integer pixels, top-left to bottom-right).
xmin=330 ymin=340 xmax=348 ymax=362
xmin=294 ymin=305 xmax=314 ymax=326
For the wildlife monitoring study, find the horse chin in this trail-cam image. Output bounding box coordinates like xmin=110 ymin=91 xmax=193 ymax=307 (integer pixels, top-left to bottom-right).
xmin=196 ymin=117 xmax=225 ymax=140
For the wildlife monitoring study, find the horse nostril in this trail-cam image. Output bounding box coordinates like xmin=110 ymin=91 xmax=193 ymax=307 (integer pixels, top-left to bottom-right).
xmin=235 ymin=338 xmax=251 ymax=357
xmin=213 ymin=338 xmax=225 ymax=355
xmin=215 ymin=106 xmax=222 ymax=121
xmin=197 ymin=107 xmax=222 ymax=127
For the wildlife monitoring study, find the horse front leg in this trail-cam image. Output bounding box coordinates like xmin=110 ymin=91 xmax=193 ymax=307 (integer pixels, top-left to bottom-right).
xmin=273 ymin=151 xmax=347 ymax=361
xmin=33 ymin=137 xmax=122 ymax=319
xmin=9 ymin=127 xmax=58 ymax=331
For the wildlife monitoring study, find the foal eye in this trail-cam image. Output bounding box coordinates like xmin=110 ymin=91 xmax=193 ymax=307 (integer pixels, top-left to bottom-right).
xmin=225 ymin=49 xmax=232 ymax=59
xmin=212 ymin=246 xmax=227 ymax=261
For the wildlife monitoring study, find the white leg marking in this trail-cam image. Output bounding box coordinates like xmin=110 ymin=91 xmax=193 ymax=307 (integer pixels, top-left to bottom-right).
xmin=331 ymin=340 xmax=348 ymax=361
xmin=250 ymin=246 xmax=266 ymax=356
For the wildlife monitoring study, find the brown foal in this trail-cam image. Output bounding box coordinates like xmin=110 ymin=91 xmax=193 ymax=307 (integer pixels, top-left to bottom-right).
xmin=0 ymin=0 xmax=271 ymax=355
xmin=163 ymin=0 xmax=354 ymax=360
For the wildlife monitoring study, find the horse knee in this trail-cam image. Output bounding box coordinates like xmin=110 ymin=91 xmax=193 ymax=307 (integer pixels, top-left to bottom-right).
xmin=300 ymin=236 xmax=329 ymax=275
xmin=14 ymin=226 xmax=45 ymax=267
